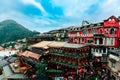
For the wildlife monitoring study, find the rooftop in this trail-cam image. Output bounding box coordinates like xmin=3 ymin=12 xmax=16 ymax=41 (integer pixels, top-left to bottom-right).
xmin=0 ymin=60 xmax=8 ymax=67
xmin=3 ymin=65 xmax=25 ymax=79
xmin=22 ymin=50 xmax=41 ymax=60
xmin=31 ymin=41 xmax=54 ymax=49
xmin=63 ymin=43 xmax=87 ymax=48
xmin=9 ymin=61 xmax=31 ymax=73
xmin=48 ymin=42 xmax=66 ymax=48
xmin=0 ymin=46 xmax=4 ymax=51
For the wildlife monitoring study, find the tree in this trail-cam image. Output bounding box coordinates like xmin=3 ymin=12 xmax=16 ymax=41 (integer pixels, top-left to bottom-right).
xmin=36 ymin=62 xmax=47 ymax=77
xmin=36 ymin=62 xmax=62 ymax=78
xmin=46 ymin=70 xmax=62 ymax=75
xmin=11 ymin=54 xmax=17 ymax=57
xmin=0 ymin=68 xmax=3 ymax=75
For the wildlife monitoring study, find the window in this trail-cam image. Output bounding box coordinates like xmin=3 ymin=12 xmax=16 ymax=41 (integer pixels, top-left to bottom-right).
xmin=110 ymin=28 xmax=115 ymax=34
xmin=109 ymin=19 xmax=112 ymax=22
xmin=109 ymin=58 xmax=116 ymax=68
xmin=91 ymin=29 xmax=97 ymax=34
xmin=99 ymin=38 xmax=102 ymax=44
xmin=99 ymin=49 xmax=101 ymax=53
xmin=82 ymin=30 xmax=87 ymax=35
xmin=92 ymin=48 xmax=94 ymax=52
xmin=96 ymin=49 xmax=98 ymax=52
xmin=104 ymin=38 xmax=107 ymax=45
xmin=103 ymin=48 xmax=106 ymax=53
xmin=88 ymin=40 xmax=94 ymax=43
xmin=105 ymin=29 xmax=109 ymax=34
xmin=82 ymin=38 xmax=84 ymax=42
xmin=111 ymin=38 xmax=114 ymax=45
xmin=100 ymin=29 xmax=102 ymax=34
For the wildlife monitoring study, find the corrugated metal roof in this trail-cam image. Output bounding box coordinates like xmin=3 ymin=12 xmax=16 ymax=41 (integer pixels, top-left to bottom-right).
xmin=31 ymin=41 xmax=54 ymax=49
xmin=22 ymin=51 xmax=41 ymax=60
xmin=0 ymin=60 xmax=8 ymax=67
xmin=48 ymin=42 xmax=66 ymax=48
xmin=3 ymin=65 xmax=25 ymax=79
xmin=63 ymin=43 xmax=87 ymax=48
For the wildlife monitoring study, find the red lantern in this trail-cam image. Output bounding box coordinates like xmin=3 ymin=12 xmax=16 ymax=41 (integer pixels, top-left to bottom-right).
xmin=78 ymin=68 xmax=84 ymax=73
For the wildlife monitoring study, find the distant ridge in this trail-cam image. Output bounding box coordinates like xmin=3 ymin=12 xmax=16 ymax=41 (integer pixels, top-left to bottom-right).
xmin=0 ymin=19 xmax=39 ymax=44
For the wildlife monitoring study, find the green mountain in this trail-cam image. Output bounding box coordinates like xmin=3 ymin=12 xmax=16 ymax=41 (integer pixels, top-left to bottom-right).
xmin=0 ymin=20 xmax=39 ymax=44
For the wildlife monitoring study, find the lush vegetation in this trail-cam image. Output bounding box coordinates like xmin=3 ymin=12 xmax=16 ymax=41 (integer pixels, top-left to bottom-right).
xmin=109 ymin=58 xmax=116 ymax=63
xmin=11 ymin=54 xmax=17 ymax=57
xmin=0 ymin=68 xmax=3 ymax=75
xmin=36 ymin=62 xmax=47 ymax=77
xmin=36 ymin=62 xmax=62 ymax=78
xmin=46 ymin=70 xmax=62 ymax=75
xmin=0 ymin=20 xmax=39 ymax=44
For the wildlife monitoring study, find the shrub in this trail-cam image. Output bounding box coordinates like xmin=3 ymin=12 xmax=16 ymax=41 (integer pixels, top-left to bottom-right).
xmin=0 ymin=68 xmax=3 ymax=75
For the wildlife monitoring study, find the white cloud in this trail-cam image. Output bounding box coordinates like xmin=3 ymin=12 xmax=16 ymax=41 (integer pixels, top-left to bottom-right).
xmin=51 ymin=0 xmax=120 ymax=22
xmin=51 ymin=0 xmax=99 ymax=17
xmin=0 ymin=0 xmax=120 ymax=33
xmin=21 ymin=0 xmax=48 ymax=16
xmin=0 ymin=10 xmax=60 ymax=32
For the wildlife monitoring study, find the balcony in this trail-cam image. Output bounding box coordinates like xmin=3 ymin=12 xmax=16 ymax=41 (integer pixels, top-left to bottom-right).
xmin=93 ymin=44 xmax=104 ymax=46
xmin=93 ymin=34 xmax=104 ymax=38
xmin=78 ymin=54 xmax=86 ymax=58
xmin=50 ymin=59 xmax=78 ymax=69
xmin=50 ymin=51 xmax=88 ymax=59
xmin=50 ymin=51 xmax=78 ymax=58
xmin=78 ymin=62 xmax=88 ymax=68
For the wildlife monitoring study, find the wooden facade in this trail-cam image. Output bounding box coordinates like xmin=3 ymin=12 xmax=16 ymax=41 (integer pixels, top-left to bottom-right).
xmin=68 ymin=16 xmax=120 ymax=61
xmin=48 ymin=42 xmax=89 ymax=75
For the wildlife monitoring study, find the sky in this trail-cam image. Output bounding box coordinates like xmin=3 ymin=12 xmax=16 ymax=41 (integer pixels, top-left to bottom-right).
xmin=0 ymin=0 xmax=120 ymax=33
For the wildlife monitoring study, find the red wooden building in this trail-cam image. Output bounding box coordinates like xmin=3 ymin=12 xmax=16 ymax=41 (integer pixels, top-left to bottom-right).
xmin=47 ymin=42 xmax=89 ymax=76
xmin=68 ymin=16 xmax=120 ymax=62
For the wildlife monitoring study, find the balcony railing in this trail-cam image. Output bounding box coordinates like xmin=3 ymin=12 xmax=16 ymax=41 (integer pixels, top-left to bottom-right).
xmin=50 ymin=59 xmax=78 ymax=68
xmin=50 ymin=51 xmax=87 ymax=59
xmin=93 ymin=34 xmax=104 ymax=37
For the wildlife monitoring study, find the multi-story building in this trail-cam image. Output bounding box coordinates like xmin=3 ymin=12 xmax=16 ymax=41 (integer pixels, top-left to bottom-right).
xmin=18 ymin=16 xmax=120 ymax=79
xmin=26 ymin=34 xmax=55 ymax=46
xmin=48 ymin=42 xmax=89 ymax=77
xmin=68 ymin=16 xmax=120 ymax=62
xmin=68 ymin=15 xmax=120 ymax=79
xmin=107 ymin=49 xmax=120 ymax=80
xmin=26 ymin=28 xmax=71 ymax=46
xmin=21 ymin=41 xmax=54 ymax=67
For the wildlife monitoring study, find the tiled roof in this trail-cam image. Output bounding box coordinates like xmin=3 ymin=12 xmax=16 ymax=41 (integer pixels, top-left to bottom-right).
xmin=48 ymin=42 xmax=66 ymax=48
xmin=63 ymin=43 xmax=87 ymax=48
xmin=31 ymin=41 xmax=87 ymax=49
xmin=22 ymin=51 xmax=41 ymax=60
xmin=31 ymin=41 xmax=54 ymax=49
